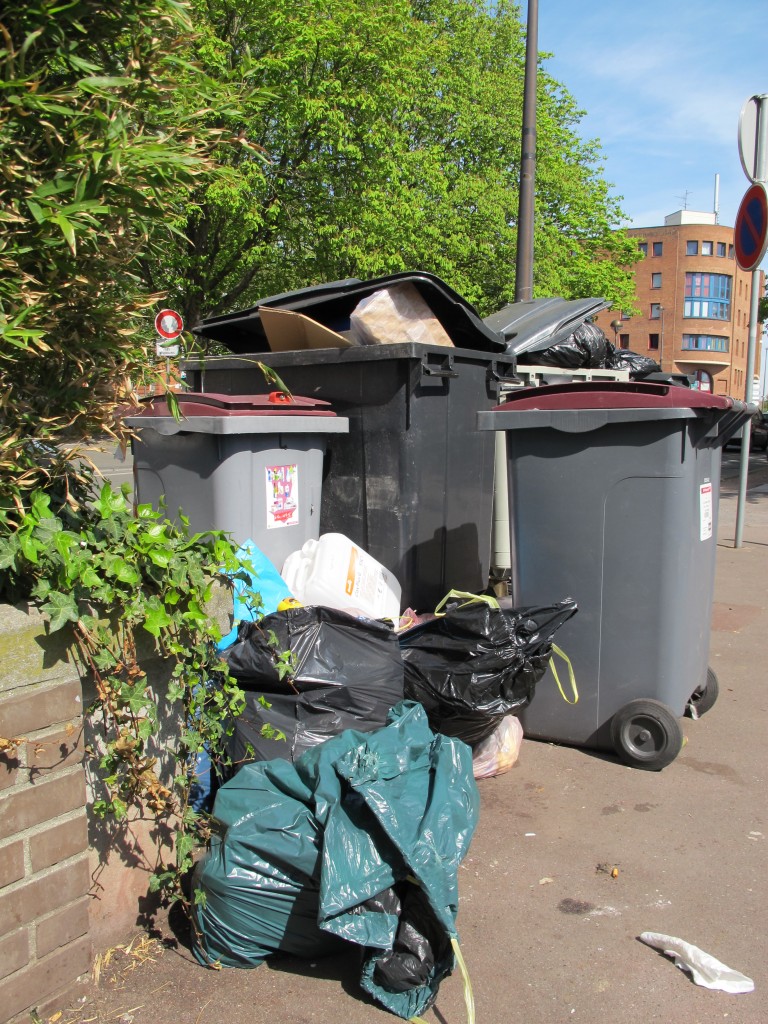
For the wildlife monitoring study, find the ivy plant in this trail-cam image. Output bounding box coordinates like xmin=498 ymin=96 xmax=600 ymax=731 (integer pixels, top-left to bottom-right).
xmin=0 ymin=467 xmax=286 ymax=905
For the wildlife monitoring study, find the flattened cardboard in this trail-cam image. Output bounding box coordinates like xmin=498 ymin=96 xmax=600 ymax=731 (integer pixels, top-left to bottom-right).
xmin=259 ymin=305 xmax=357 ymax=351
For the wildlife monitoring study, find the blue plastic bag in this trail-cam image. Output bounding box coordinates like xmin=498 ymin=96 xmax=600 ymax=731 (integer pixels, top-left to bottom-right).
xmin=217 ymin=539 xmax=293 ymax=651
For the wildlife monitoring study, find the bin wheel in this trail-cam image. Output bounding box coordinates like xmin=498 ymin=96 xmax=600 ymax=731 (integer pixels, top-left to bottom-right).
xmin=610 ymin=699 xmax=684 ymax=771
xmin=686 ymin=667 xmax=719 ymax=719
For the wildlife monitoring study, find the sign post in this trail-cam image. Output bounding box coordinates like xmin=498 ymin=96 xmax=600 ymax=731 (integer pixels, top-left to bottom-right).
xmin=734 ymin=96 xmax=768 ymax=548
xmin=154 ymin=309 xmax=184 ymax=386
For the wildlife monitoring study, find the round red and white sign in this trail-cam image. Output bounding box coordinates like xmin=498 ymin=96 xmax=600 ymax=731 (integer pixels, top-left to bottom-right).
xmin=154 ymin=309 xmax=184 ymax=340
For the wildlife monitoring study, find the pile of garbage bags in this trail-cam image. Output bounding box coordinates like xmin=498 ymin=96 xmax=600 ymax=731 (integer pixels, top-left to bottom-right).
xmin=188 ymin=540 xmax=576 ymax=1016
xmin=193 ymin=701 xmax=479 ymax=1020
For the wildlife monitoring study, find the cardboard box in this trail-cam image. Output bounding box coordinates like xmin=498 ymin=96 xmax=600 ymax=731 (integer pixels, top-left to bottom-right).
xmin=259 ymin=305 xmax=357 ymax=351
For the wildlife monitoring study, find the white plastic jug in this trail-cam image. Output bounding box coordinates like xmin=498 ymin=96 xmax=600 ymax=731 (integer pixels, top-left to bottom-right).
xmin=282 ymin=534 xmax=401 ymax=621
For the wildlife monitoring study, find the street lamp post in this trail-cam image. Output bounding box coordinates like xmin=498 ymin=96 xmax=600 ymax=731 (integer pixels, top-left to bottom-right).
xmin=659 ymin=305 xmax=665 ymax=372
xmin=610 ymin=319 xmax=621 ymax=347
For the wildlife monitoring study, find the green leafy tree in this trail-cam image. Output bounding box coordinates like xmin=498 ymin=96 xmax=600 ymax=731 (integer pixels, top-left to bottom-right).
xmin=0 ymin=0 xmax=268 ymax=520
xmin=0 ymin=0 xmax=273 ymax=908
xmin=149 ymin=0 xmax=639 ymax=330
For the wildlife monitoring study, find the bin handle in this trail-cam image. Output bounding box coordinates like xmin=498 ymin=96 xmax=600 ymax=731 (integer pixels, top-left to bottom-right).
xmin=549 ymin=643 xmax=578 ymax=704
xmin=487 ymin=366 xmax=524 ymax=386
xmin=421 ymin=360 xmax=456 ymax=376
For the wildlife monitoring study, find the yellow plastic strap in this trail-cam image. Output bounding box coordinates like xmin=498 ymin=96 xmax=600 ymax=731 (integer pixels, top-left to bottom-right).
xmin=409 ymin=938 xmax=474 ymax=1024
xmin=434 ymin=590 xmax=500 ymax=616
xmin=452 ymin=937 xmax=475 ymax=1024
xmin=549 ymin=643 xmax=578 ymax=704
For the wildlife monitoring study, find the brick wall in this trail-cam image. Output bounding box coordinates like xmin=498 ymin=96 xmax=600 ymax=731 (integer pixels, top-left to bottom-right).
xmin=0 ymin=589 xmax=232 ymax=1024
xmin=0 ymin=609 xmax=92 ymax=1024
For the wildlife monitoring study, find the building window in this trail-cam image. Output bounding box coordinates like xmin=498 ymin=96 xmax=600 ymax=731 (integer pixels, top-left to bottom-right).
xmin=717 ymin=242 xmax=726 ymax=257
xmin=649 ymin=333 xmax=660 ymax=351
xmin=650 ymin=303 xmax=662 ymax=319
xmin=728 ymin=244 xmax=735 ymax=258
xmin=702 ymin=241 xmax=713 ymax=256
xmin=621 ymin=311 xmax=630 ymax=320
xmin=651 ymin=272 xmax=662 ymax=288
xmin=681 ymin=334 xmax=729 ymax=352
xmin=638 ymin=242 xmax=648 ymax=256
xmin=686 ymin=240 xmax=698 ymax=255
xmin=619 ymin=334 xmax=630 ymax=349
xmin=652 ymin=241 xmax=663 ymax=257
xmin=684 ymin=273 xmax=731 ymax=320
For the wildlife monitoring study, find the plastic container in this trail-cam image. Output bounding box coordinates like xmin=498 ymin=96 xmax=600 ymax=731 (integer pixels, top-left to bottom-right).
xmin=478 ymin=381 xmax=752 ymax=770
xmin=124 ymin=392 xmax=348 ymax=569
xmin=184 ymin=344 xmax=516 ymax=610
xmin=281 ymin=533 xmax=401 ymax=622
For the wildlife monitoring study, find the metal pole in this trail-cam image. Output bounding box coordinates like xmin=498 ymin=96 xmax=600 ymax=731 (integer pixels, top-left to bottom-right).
xmin=659 ymin=305 xmax=665 ymax=372
xmin=735 ymin=95 xmax=768 ymax=547
xmin=514 ymin=0 xmax=538 ymax=302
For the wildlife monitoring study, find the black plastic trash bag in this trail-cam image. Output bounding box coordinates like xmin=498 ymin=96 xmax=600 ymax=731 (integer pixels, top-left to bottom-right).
xmin=518 ymin=321 xmax=609 ymax=369
xmin=399 ymin=594 xmax=577 ymax=746
xmin=223 ymin=604 xmax=404 ymax=764
xmin=192 ymin=701 xmax=479 ymax=1020
xmin=606 ymin=343 xmax=661 ymax=379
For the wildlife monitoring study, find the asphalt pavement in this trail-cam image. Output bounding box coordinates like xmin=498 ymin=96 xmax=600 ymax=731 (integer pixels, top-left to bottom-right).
xmin=50 ymin=452 xmax=768 ymax=1024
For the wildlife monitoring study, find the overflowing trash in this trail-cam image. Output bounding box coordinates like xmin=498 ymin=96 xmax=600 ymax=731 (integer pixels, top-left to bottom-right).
xmin=349 ymin=282 xmax=455 ymax=347
xmin=192 ymin=701 xmax=480 ymax=1020
xmin=106 ymin=266 xmax=761 ymax=1017
xmin=518 ymin=320 xmax=662 ymax=381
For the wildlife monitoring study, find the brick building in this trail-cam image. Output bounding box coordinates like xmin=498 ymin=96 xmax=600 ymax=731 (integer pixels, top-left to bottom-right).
xmin=593 ymin=210 xmax=765 ymax=397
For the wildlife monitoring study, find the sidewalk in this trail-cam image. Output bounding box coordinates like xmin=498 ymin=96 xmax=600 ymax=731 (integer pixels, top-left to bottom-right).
xmin=54 ymin=472 xmax=768 ymax=1024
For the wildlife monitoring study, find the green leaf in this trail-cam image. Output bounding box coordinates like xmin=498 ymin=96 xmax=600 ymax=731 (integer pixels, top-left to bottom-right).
xmin=42 ymin=591 xmax=79 ymax=631
xmin=51 ymin=213 xmax=77 ymax=253
xmin=142 ymin=603 xmax=172 ymax=637
xmin=78 ymin=75 xmax=135 ymax=93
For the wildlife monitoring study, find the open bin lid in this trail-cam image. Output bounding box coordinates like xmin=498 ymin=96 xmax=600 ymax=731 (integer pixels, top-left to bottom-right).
xmin=123 ymin=391 xmax=350 ymax=436
xmin=191 ymin=271 xmax=506 ymax=354
xmin=477 ymin=381 xmax=753 ymax=444
xmin=483 ymin=296 xmax=611 ymax=356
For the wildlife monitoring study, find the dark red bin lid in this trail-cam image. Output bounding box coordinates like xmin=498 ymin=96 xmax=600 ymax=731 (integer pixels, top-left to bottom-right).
xmin=495 ymin=381 xmax=735 ymax=412
xmin=128 ymin=391 xmax=337 ymax=418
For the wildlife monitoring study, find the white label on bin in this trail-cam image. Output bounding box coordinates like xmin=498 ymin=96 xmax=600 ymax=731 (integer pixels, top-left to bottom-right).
xmin=700 ymin=480 xmax=713 ymax=541
xmin=266 ymin=464 xmax=299 ymax=528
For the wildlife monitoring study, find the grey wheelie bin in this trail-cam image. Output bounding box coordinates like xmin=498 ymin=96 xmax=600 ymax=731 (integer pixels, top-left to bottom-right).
xmin=478 ymin=381 xmax=752 ymax=770
xmin=185 ymin=273 xmax=515 ymax=610
xmin=124 ymin=391 xmax=348 ymax=570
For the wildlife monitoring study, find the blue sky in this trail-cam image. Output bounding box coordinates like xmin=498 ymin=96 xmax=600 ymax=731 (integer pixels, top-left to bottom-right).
xmin=536 ymin=0 xmax=765 ymax=235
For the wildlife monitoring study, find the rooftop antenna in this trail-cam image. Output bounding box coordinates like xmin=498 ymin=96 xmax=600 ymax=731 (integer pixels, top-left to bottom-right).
xmin=713 ymin=173 xmax=720 ymax=223
xmin=675 ymin=189 xmax=692 ymax=210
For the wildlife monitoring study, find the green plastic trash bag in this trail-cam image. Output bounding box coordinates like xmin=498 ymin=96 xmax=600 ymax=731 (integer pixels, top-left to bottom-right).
xmin=192 ymin=701 xmax=479 ymax=1019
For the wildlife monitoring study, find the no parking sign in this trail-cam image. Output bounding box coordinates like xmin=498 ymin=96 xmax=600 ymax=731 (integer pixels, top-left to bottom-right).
xmin=733 ymin=182 xmax=768 ymax=272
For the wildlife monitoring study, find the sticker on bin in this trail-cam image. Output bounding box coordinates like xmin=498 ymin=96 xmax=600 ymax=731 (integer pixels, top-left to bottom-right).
xmin=266 ymin=464 xmax=299 ymax=528
xmin=700 ymin=480 xmax=713 ymax=541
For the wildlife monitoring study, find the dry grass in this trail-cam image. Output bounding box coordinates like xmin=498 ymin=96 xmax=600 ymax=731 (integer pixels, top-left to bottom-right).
xmin=54 ymin=935 xmax=172 ymax=1024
